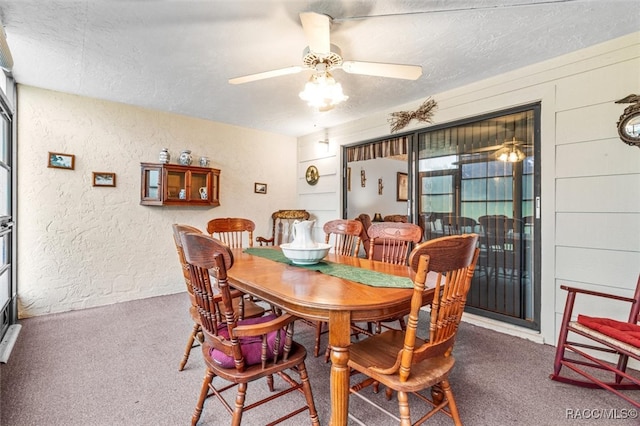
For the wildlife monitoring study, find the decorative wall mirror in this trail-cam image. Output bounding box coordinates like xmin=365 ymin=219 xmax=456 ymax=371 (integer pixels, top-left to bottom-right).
xmin=305 ymin=165 xmax=319 ymax=185
xmin=615 ymin=94 xmax=640 ymax=148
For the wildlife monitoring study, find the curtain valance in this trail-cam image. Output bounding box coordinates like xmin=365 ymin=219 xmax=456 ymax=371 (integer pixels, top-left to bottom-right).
xmin=346 ymin=136 xmax=408 ymax=162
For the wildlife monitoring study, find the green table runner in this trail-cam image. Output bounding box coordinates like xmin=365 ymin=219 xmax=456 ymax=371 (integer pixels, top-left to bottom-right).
xmin=243 ymin=247 xmax=414 ymax=289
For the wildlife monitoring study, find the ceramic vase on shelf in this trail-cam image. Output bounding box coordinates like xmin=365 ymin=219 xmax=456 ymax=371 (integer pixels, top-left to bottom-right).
xmin=199 ymin=156 xmax=210 ymax=167
xmin=179 ymin=149 xmax=192 ymax=166
xmin=159 ymin=148 xmax=170 ymax=164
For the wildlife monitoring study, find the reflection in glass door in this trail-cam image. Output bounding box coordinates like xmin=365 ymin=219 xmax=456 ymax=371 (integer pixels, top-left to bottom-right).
xmin=416 ymin=105 xmax=540 ymax=329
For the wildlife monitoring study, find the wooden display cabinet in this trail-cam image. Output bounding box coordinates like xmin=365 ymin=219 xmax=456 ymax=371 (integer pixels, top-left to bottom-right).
xmin=140 ymin=162 xmax=220 ymax=206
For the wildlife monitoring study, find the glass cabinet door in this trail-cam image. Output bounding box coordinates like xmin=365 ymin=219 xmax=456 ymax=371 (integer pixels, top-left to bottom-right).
xmin=210 ymin=170 xmax=220 ymax=206
xmin=166 ymin=170 xmax=186 ymax=200
xmin=142 ymin=168 xmax=161 ymax=201
xmin=190 ymin=171 xmax=208 ymax=201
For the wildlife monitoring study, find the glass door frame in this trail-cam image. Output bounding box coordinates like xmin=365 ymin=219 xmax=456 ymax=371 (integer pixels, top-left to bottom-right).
xmin=0 ymin=76 xmax=16 ymax=345
xmin=411 ymin=103 xmax=541 ymax=330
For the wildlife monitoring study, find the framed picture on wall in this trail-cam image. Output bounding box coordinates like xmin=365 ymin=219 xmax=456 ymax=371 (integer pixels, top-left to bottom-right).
xmin=48 ymin=152 xmax=75 ymax=170
xmin=396 ymin=172 xmax=408 ymax=201
xmin=92 ymin=172 xmax=116 ymax=187
xmin=254 ymin=182 xmax=267 ymax=194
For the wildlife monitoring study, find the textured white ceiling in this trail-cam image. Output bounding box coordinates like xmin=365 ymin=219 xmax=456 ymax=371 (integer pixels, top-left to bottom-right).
xmin=0 ymin=0 xmax=638 ymax=137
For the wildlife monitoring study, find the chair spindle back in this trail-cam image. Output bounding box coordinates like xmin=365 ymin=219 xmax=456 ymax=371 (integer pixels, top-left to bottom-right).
xmin=367 ymin=222 xmax=422 ymax=265
xmin=402 ymin=234 xmax=479 ymax=377
xmin=323 ymin=219 xmax=362 ymax=257
xmin=206 ymin=217 xmax=255 ymax=248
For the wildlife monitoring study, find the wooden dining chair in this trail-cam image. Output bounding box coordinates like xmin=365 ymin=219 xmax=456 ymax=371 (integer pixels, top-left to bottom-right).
xmin=172 ymin=224 xmax=205 ymax=371
xmin=355 ymin=213 xmax=374 ymax=258
xmin=324 ymin=218 xmax=362 ymax=257
xmin=348 ymin=234 xmax=480 ymax=426
xmin=367 ymin=221 xmax=423 ymax=333
xmin=180 ymin=232 xmax=320 ymax=426
xmin=256 ymin=209 xmax=310 ymax=246
xmin=307 ymin=219 xmax=364 ymax=361
xmin=443 ymin=216 xmax=477 ymax=236
xmin=206 ymin=217 xmax=255 ymax=248
xmin=367 ymin=221 xmax=422 ymax=265
xmin=172 ymin=223 xmax=264 ymax=371
xmin=383 ymin=214 xmax=408 ymax=223
xmin=549 ymin=274 xmax=640 ymax=408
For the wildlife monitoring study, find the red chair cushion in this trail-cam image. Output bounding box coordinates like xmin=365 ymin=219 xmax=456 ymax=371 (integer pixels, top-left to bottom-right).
xmin=577 ymin=315 xmax=640 ymax=348
xmin=209 ymin=314 xmax=286 ymax=368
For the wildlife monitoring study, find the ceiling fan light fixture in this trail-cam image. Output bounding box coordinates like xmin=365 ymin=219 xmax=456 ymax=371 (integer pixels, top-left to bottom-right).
xmin=495 ymin=144 xmax=525 ymax=162
xmin=299 ymin=71 xmax=348 ymax=111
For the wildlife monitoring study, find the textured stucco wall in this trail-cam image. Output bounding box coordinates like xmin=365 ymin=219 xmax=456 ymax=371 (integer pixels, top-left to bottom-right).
xmin=17 ymin=85 xmax=297 ymax=318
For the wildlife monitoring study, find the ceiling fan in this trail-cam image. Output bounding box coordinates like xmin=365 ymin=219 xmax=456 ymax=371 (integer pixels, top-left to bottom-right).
xmin=470 ymin=137 xmax=533 ymax=162
xmin=228 ymin=12 xmax=423 ymax=86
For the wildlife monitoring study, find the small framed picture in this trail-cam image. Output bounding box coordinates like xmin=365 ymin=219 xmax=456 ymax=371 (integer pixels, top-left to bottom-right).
xmin=92 ymin=172 xmax=116 ymax=187
xmin=48 ymin=152 xmax=75 ymax=170
xmin=254 ymin=182 xmax=267 ymax=194
xmin=396 ymin=172 xmax=408 ymax=202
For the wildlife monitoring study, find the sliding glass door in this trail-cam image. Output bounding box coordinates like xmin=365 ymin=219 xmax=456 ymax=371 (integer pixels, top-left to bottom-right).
xmin=416 ymin=105 xmax=540 ymax=329
xmin=342 ymin=104 xmax=540 ymax=329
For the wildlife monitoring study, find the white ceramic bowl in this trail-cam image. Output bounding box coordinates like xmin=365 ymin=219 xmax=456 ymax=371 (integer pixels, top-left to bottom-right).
xmin=280 ymin=243 xmax=332 ymax=265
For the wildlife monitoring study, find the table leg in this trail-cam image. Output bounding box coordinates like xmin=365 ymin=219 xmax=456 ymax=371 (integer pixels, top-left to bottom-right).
xmin=329 ymin=310 xmax=351 ymax=426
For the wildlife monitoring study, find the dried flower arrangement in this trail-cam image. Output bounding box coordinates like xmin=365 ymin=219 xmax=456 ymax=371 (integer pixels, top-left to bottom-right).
xmin=388 ymin=98 xmax=438 ymax=133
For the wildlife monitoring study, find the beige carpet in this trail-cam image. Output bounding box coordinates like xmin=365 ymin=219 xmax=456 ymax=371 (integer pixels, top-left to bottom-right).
xmin=1 ymin=293 xmax=638 ymax=425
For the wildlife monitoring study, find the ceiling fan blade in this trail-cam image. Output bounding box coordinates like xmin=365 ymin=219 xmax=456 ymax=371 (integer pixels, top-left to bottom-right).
xmin=228 ymin=66 xmax=304 ymax=85
xmin=341 ymin=61 xmax=422 ymax=80
xmin=469 ymin=144 xmax=503 ymax=153
xmin=300 ymin=12 xmax=331 ymax=55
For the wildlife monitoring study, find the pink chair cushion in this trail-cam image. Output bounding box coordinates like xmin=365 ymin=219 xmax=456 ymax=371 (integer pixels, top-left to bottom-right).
xmin=209 ymin=314 xmax=286 ymax=368
xmin=577 ymin=315 xmax=640 ymax=348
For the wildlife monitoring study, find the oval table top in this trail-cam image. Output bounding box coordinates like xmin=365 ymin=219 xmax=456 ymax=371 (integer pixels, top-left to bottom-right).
xmin=227 ymin=248 xmax=435 ymax=323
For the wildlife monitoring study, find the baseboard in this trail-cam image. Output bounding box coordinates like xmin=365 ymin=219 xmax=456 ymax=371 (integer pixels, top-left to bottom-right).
xmin=460 ymin=312 xmax=545 ymax=344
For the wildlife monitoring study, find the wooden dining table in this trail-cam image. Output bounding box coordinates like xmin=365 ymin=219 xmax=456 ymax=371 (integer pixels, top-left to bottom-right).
xmin=226 ymin=247 xmax=436 ymax=426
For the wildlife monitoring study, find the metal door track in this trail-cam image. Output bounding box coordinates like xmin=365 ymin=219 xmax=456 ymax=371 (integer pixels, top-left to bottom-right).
xmin=0 ymin=324 xmax=21 ymax=363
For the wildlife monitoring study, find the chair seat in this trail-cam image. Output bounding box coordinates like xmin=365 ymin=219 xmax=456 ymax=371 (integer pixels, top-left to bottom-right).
xmin=570 ymin=321 xmax=640 ymax=357
xmin=204 ymin=340 xmax=308 ymax=382
xmin=577 ymin=315 xmax=640 ymax=348
xmin=348 ymin=329 xmax=455 ymax=392
xmin=210 ymin=314 xmax=284 ymax=368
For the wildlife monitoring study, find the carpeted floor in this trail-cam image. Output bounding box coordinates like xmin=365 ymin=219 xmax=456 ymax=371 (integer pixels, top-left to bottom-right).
xmin=1 ymin=293 xmax=638 ymax=425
